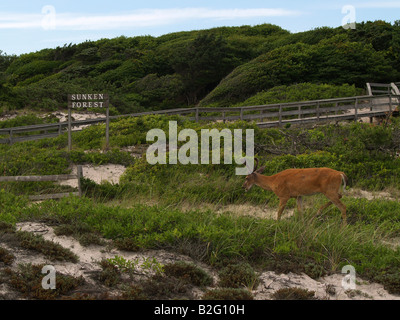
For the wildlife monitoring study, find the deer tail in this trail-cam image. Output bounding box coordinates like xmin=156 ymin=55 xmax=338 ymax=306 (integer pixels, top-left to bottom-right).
xmin=341 ymin=173 xmax=348 ymax=194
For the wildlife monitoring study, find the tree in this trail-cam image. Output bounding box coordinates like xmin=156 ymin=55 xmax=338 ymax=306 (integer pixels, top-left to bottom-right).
xmin=171 ymin=33 xmax=235 ymax=105
xmin=388 ymin=20 xmax=400 ymax=72
xmin=0 ymin=50 xmax=16 ymax=72
xmin=75 ymin=47 xmax=100 ymax=64
xmin=347 ymin=20 xmax=394 ymax=52
xmin=132 ymin=73 xmax=185 ymax=109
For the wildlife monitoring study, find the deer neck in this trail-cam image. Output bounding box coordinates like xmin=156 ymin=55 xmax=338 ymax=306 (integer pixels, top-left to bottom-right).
xmin=254 ymin=173 xmax=274 ymax=191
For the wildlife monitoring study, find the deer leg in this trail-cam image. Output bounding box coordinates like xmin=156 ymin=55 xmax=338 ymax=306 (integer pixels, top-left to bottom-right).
xmin=277 ymin=197 xmax=289 ymax=221
xmin=317 ymin=194 xmax=343 ymax=215
xmin=296 ymin=196 xmax=303 ymax=217
xmin=324 ymin=193 xmax=347 ymax=226
xmin=317 ymin=201 xmax=333 ymax=215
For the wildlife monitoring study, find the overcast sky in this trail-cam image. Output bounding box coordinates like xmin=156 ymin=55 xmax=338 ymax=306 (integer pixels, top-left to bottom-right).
xmin=1 ymin=0 xmax=399 ymax=55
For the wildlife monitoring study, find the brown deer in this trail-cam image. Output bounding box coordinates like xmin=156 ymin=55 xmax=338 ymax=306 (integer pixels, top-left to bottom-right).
xmin=242 ymin=159 xmax=348 ymax=225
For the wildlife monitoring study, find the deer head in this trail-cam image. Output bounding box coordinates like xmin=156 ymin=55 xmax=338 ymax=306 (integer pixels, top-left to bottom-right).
xmin=242 ymin=158 xmax=266 ymax=192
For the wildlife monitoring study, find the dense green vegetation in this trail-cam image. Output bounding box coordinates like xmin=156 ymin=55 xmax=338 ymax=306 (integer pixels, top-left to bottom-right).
xmin=2 ymin=114 xmax=400 ymax=195
xmin=2 ymin=114 xmax=400 ymax=196
xmin=1 ymin=20 xmax=399 ymax=114
xmin=234 ymin=83 xmax=363 ymax=107
xmin=1 ymin=115 xmax=400 ymax=296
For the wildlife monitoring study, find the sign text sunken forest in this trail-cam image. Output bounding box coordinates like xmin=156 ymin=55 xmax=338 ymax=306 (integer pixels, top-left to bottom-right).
xmin=68 ymin=94 xmax=109 ymax=108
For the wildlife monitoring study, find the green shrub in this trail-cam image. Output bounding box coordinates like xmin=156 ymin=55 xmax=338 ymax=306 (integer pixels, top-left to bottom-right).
xmin=3 ymin=263 xmax=84 ymax=299
xmin=164 ymin=261 xmax=213 ymax=287
xmin=0 ymin=246 xmax=15 ymax=265
xmin=237 ymin=83 xmax=362 ymax=106
xmin=272 ymin=287 xmax=316 ymax=300
xmin=200 ymin=37 xmax=395 ymax=106
xmin=218 ymin=262 xmax=259 ymax=289
xmin=13 ymin=60 xmax=62 ymax=81
xmin=137 ymin=274 xmax=195 ymax=299
xmin=96 ymin=259 xmax=122 ymax=287
xmin=0 ymin=114 xmax=59 ymax=129
xmin=15 ymin=231 xmax=78 ymax=262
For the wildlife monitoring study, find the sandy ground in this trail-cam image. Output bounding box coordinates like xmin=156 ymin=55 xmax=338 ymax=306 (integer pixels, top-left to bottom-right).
xmin=0 ymin=114 xmax=18 ymax=122
xmin=345 ymin=106 xmax=377 ymax=124
xmin=350 ymin=189 xmax=397 ymax=201
xmin=1 ymin=221 xmax=398 ymax=300
xmin=0 ymin=110 xmax=106 ymax=130
xmin=48 ymin=111 xmax=106 ymax=123
xmin=49 ymin=111 xmax=106 ymax=131
xmin=0 ymin=222 xmax=210 ymax=299
xmin=254 ymin=270 xmax=399 ymax=300
xmin=58 ymin=164 xmax=126 ymax=188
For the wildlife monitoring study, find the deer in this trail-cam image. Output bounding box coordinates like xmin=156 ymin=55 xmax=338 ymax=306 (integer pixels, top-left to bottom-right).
xmin=242 ymin=158 xmax=348 ymax=225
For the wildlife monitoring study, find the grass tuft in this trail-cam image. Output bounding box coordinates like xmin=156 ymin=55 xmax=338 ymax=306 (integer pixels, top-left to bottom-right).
xmin=272 ymin=287 xmax=316 ymax=300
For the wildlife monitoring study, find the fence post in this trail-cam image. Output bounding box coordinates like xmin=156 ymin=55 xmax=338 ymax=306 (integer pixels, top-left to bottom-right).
xmin=354 ymin=98 xmax=358 ymax=121
xmin=9 ymin=129 xmax=13 ymax=144
xmin=77 ymin=165 xmax=83 ymax=197
xmin=316 ymin=101 xmax=320 ymax=121
xmin=240 ymin=108 xmax=243 ymax=121
xmin=195 ymin=108 xmax=199 ymax=122
xmin=105 ymin=94 xmax=110 ymax=149
xmin=279 ymin=105 xmax=282 ymax=126
xmin=68 ymin=101 xmax=72 ymax=152
xmin=369 ymin=97 xmax=373 ymax=123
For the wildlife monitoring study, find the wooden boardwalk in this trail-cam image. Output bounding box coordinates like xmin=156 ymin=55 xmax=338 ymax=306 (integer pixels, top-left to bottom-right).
xmin=1 ymin=84 xmax=399 ymax=144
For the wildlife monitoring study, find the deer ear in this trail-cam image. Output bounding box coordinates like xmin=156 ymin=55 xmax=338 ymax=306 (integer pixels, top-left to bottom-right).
xmin=255 ymin=166 xmax=265 ymax=173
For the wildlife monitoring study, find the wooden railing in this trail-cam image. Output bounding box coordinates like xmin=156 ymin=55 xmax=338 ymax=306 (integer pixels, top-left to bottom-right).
xmin=366 ymin=82 xmax=400 ymax=96
xmin=0 ymin=165 xmax=83 ymax=200
xmin=1 ymin=94 xmax=399 ymax=144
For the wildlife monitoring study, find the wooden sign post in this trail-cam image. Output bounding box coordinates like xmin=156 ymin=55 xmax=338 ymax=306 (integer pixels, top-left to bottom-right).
xmin=67 ymin=94 xmax=110 ymax=151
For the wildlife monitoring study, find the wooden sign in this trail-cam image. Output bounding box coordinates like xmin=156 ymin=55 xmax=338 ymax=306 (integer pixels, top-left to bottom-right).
xmin=67 ymin=94 xmax=109 ymax=108
xmin=67 ymin=93 xmax=110 ymax=151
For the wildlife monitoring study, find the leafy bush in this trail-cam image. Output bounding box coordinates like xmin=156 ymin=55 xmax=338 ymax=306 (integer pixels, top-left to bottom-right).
xmin=218 ymin=262 xmax=259 ymax=289
xmin=272 ymin=287 xmax=316 ymax=300
xmin=15 ymin=230 xmax=78 ymax=262
xmin=3 ymin=263 xmax=84 ymax=299
xmin=164 ymin=261 xmax=213 ymax=287
xmin=0 ymin=114 xmax=58 ymax=129
xmin=0 ymin=246 xmax=15 ymax=265
xmin=96 ymin=259 xmax=121 ymax=287
xmin=200 ymin=36 xmax=397 ymax=106
xmin=236 ymin=83 xmax=363 ymax=106
xmin=13 ymin=60 xmax=62 ymax=82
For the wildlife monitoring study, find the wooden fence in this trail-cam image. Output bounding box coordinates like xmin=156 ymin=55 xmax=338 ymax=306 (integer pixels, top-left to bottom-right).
xmin=367 ymin=82 xmax=400 ymax=96
xmin=1 ymin=94 xmax=399 ymax=144
xmin=0 ymin=165 xmax=83 ymax=201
